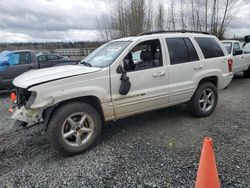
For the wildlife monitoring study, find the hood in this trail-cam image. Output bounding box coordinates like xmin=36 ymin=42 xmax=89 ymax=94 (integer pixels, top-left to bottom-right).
xmin=13 ymin=65 xmax=102 ymax=89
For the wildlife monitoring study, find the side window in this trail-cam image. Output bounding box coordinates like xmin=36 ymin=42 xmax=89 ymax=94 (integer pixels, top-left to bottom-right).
xmin=222 ymin=42 xmax=232 ymax=54
xmin=48 ymin=55 xmax=58 ymax=60
xmin=233 ymin=43 xmax=241 ymax=52
xmin=8 ymin=53 xmax=20 ymax=65
xmin=166 ymin=38 xmax=199 ymax=65
xmin=124 ymin=39 xmax=163 ymax=72
xmin=19 ymin=52 xmax=31 ymax=64
xmin=8 ymin=52 xmax=31 ymax=65
xmin=38 ymin=55 xmax=47 ymax=63
xmin=184 ymin=38 xmax=199 ymax=61
xmin=195 ymin=37 xmax=224 ymax=59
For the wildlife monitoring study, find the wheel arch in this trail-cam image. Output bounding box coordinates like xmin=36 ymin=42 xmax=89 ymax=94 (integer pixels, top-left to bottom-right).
xmin=43 ymin=95 xmax=105 ymax=131
xmin=198 ymin=76 xmax=218 ymax=87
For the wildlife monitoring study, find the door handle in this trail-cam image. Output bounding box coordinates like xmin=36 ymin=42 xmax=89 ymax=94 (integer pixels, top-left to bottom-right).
xmin=152 ymin=71 xmax=166 ymax=77
xmin=193 ymin=65 xmax=203 ymax=70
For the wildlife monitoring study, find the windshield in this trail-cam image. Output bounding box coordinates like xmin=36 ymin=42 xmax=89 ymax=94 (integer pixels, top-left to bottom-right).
xmin=222 ymin=42 xmax=232 ymax=54
xmin=81 ymin=41 xmax=131 ymax=67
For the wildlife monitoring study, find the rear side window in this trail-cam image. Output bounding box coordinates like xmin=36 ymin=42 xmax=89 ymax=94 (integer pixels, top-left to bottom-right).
xmin=166 ymin=38 xmax=199 ymax=65
xmin=195 ymin=37 xmax=224 ymax=59
xmin=19 ymin=52 xmax=31 ymax=64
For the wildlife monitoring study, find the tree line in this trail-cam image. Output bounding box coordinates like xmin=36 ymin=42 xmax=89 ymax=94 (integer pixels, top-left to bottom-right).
xmin=96 ymin=0 xmax=242 ymax=41
xmin=0 ymin=42 xmax=103 ymax=51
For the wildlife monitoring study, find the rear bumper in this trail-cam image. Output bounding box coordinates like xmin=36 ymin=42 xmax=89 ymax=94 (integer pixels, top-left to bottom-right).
xmin=219 ymin=72 xmax=233 ymax=89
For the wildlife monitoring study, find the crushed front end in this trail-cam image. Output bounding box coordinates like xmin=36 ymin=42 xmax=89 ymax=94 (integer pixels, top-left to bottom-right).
xmin=10 ymin=87 xmax=43 ymax=129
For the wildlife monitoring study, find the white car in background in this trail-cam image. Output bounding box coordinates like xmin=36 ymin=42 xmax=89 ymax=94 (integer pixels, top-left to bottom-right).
xmin=243 ymin=43 xmax=250 ymax=53
xmin=222 ymin=40 xmax=250 ymax=77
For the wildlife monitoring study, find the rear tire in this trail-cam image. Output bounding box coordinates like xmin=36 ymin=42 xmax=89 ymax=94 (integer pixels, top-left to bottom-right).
xmin=46 ymin=102 xmax=102 ymax=156
xmin=187 ymin=82 xmax=218 ymax=117
xmin=243 ymin=66 xmax=250 ymax=78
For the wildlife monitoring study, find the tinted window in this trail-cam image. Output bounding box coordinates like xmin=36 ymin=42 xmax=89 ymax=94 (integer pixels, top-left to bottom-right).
xmin=166 ymin=38 xmax=199 ymax=65
xmin=195 ymin=37 xmax=224 ymax=59
xmin=184 ymin=38 xmax=199 ymax=61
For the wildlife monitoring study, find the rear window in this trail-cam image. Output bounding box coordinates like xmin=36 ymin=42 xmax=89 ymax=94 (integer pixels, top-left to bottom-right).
xmin=166 ymin=38 xmax=199 ymax=65
xmin=195 ymin=37 xmax=224 ymax=59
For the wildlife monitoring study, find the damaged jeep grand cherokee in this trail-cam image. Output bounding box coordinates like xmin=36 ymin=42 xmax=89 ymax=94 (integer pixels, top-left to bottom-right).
xmin=10 ymin=31 xmax=233 ymax=156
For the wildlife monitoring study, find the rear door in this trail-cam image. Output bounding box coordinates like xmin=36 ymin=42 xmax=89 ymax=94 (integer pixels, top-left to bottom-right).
xmin=1 ymin=52 xmax=35 ymax=89
xmin=166 ymin=37 xmax=202 ymax=103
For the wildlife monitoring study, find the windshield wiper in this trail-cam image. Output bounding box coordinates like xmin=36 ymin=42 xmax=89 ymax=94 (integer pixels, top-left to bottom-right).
xmin=79 ymin=61 xmax=92 ymax=67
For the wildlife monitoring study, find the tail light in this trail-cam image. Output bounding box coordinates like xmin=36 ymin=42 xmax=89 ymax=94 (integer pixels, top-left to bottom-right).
xmin=228 ymin=58 xmax=233 ymax=72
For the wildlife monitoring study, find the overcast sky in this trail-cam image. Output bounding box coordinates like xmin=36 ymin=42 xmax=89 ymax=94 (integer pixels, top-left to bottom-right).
xmin=0 ymin=0 xmax=249 ymax=43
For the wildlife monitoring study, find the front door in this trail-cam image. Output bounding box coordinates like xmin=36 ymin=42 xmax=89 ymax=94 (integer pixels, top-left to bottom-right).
xmin=110 ymin=39 xmax=169 ymax=119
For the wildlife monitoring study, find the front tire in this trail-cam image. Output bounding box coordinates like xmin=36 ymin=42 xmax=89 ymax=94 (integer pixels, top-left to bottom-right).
xmin=187 ymin=82 xmax=218 ymax=117
xmin=46 ymin=102 xmax=101 ymax=156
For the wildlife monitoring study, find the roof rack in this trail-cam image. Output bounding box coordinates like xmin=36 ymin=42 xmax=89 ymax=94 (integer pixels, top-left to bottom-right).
xmin=138 ymin=29 xmax=209 ymax=36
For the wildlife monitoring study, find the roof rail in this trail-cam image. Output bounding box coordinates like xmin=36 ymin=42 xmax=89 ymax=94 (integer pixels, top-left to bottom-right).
xmin=138 ymin=29 xmax=209 ymax=36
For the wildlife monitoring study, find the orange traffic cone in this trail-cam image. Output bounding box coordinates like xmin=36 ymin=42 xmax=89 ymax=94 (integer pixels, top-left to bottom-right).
xmin=195 ymin=137 xmax=220 ymax=188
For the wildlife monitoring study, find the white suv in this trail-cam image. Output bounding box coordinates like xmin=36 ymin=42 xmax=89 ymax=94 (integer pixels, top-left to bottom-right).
xmin=11 ymin=31 xmax=233 ymax=155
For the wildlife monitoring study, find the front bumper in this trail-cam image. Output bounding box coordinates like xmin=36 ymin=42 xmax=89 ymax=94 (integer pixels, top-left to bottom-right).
xmin=11 ymin=106 xmax=43 ymax=124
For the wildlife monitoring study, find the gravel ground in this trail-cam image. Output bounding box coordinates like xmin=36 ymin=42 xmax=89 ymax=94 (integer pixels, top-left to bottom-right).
xmin=0 ymin=74 xmax=250 ymax=188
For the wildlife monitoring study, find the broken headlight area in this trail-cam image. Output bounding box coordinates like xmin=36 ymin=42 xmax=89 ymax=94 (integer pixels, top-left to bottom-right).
xmin=14 ymin=87 xmax=37 ymax=108
xmin=9 ymin=88 xmax=37 ymax=114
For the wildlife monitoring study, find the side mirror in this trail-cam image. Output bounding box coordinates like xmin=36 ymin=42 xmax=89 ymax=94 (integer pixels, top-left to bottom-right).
xmin=116 ymin=65 xmax=124 ymax=73
xmin=233 ymin=50 xmax=243 ymax=56
xmin=119 ymin=72 xmax=131 ymax=95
